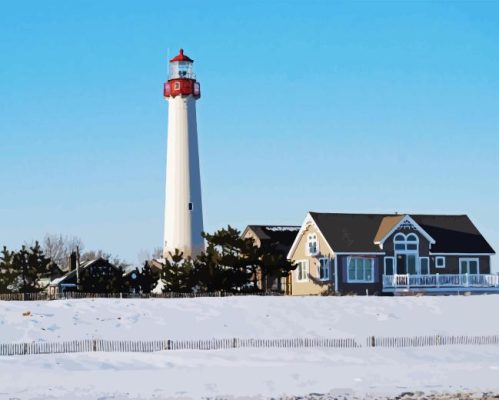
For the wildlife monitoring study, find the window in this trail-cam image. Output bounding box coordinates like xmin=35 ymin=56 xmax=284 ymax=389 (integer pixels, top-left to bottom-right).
xmin=318 ymin=258 xmax=330 ymax=281
xmin=296 ymin=260 xmax=309 ymax=282
xmin=393 ymin=233 xmax=419 ymax=252
xmin=347 ymin=257 xmax=374 ymax=283
xmin=460 ymin=258 xmax=479 ymax=275
xmin=188 ymin=202 xmax=193 ymax=211
xmin=384 ymin=257 xmax=395 ymax=275
xmin=435 ymin=256 xmax=445 ymax=269
xmin=394 ymin=233 xmax=406 ymax=250
xmin=406 ymin=234 xmax=418 ymax=250
xmin=307 ymin=233 xmax=319 ymax=256
xmin=420 ymin=257 xmax=430 ymax=275
xmin=174 ymin=81 xmax=181 ymax=90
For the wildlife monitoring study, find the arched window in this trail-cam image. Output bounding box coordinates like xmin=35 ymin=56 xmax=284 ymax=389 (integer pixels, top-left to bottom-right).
xmin=394 ymin=233 xmax=406 ymax=250
xmin=406 ymin=234 xmax=419 ymax=251
xmin=393 ymin=233 xmax=418 ymax=252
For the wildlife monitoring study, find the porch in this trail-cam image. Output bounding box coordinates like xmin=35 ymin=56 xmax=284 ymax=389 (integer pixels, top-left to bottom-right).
xmin=383 ymin=273 xmax=499 ymax=294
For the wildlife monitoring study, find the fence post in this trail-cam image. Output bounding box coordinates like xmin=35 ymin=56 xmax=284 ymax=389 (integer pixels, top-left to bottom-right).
xmin=233 ymin=338 xmax=237 ymax=348
xmin=92 ymin=339 xmax=97 ymax=352
xmin=371 ymin=336 xmax=375 ymax=348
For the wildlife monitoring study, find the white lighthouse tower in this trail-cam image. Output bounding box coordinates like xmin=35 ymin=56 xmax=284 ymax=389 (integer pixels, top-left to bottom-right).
xmin=163 ymin=49 xmax=204 ymax=258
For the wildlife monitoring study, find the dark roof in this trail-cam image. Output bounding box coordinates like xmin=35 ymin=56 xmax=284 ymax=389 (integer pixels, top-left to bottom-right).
xmin=50 ymin=258 xmax=119 ymax=286
xmin=309 ymin=212 xmax=495 ymax=254
xmin=413 ymin=215 xmax=495 ymax=254
xmin=246 ymin=225 xmax=300 ymax=255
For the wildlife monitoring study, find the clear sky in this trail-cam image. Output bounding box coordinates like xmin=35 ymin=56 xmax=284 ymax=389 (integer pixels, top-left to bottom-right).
xmin=1 ymin=1 xmax=498 ymax=268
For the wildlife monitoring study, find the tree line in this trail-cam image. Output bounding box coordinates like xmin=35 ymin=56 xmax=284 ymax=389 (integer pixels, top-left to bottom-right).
xmin=0 ymin=226 xmax=295 ymax=294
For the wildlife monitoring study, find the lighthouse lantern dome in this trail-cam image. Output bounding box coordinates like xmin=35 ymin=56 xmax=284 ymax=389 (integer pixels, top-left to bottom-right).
xmin=169 ymin=49 xmax=194 ymax=79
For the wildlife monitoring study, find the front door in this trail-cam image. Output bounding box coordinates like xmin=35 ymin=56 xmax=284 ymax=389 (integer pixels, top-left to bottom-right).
xmin=396 ymin=254 xmax=418 ymax=274
xmin=460 ymin=259 xmax=479 ymax=274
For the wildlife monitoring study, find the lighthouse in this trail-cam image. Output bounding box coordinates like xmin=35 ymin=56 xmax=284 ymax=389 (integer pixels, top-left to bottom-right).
xmin=163 ymin=49 xmax=204 ymax=258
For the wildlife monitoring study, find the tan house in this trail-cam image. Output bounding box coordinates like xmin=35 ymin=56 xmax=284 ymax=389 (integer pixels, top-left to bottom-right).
xmin=287 ymin=212 xmax=497 ymax=296
xmin=241 ymin=225 xmax=300 ymax=292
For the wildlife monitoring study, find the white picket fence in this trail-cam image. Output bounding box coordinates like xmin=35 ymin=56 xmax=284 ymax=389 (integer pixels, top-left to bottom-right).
xmin=1 ymin=335 xmax=498 ymax=356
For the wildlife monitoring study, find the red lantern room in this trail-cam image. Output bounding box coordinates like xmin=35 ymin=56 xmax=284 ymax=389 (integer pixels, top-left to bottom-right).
xmin=164 ymin=49 xmax=201 ymax=99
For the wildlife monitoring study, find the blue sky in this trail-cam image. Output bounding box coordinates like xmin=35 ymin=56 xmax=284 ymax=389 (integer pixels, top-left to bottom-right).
xmin=1 ymin=1 xmax=498 ymax=267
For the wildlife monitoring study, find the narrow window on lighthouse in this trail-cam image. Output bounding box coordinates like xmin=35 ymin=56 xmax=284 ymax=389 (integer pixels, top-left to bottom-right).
xmin=188 ymin=202 xmax=193 ymax=211
xmin=174 ymin=81 xmax=181 ymax=90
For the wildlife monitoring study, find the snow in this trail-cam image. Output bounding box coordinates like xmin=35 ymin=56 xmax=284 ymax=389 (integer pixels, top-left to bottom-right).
xmin=1 ymin=347 xmax=499 ymax=399
xmin=1 ymin=295 xmax=499 ymax=399
xmin=1 ymin=295 xmax=499 ymax=343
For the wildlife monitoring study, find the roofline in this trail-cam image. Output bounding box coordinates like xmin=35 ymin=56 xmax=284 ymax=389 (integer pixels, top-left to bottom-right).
xmin=245 ymin=224 xmax=300 ymax=229
xmin=429 ymin=252 xmax=496 ymax=256
xmin=286 ymin=212 xmax=335 ymax=259
xmin=335 ymin=252 xmax=386 ymax=255
xmin=241 ymin=226 xmax=252 ymax=239
xmin=308 ymin=211 xmax=472 ymax=218
xmin=374 ymin=214 xmax=436 ymax=246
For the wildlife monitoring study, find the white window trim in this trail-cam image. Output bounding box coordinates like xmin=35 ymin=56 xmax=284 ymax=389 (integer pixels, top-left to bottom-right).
xmin=347 ymin=257 xmax=375 ymax=283
xmin=419 ymin=257 xmax=430 ymax=275
xmin=459 ymin=257 xmax=480 ymax=275
xmin=384 ymin=256 xmax=395 ymax=275
xmin=295 ymin=259 xmax=309 ymax=282
xmin=307 ymin=233 xmax=319 ymax=256
xmin=318 ymin=257 xmax=330 ymax=281
xmin=435 ymin=256 xmax=446 ymax=269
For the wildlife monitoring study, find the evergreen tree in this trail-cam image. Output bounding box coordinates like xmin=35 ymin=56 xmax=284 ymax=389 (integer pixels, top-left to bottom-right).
xmin=197 ymin=225 xmax=296 ymax=293
xmin=140 ymin=261 xmax=159 ymax=293
xmin=198 ymin=226 xmax=253 ymax=292
xmin=195 ymin=243 xmax=232 ymax=292
xmin=259 ymin=244 xmax=296 ymax=291
xmin=161 ymin=249 xmax=196 ymax=293
xmin=0 ymin=246 xmax=16 ymax=293
xmin=11 ymin=242 xmax=51 ymax=293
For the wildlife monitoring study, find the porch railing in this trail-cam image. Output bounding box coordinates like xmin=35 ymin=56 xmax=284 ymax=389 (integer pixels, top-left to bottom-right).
xmin=383 ymin=273 xmax=499 ymax=289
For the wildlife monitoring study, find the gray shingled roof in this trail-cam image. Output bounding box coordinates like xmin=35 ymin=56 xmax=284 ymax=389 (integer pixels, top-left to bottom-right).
xmin=309 ymin=212 xmax=495 ymax=254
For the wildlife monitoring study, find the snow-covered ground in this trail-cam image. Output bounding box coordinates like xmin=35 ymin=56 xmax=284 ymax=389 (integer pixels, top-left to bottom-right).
xmin=2 ymin=295 xmax=499 ymax=342
xmin=1 ymin=347 xmax=499 ymax=399
xmin=1 ymin=295 xmax=499 ymax=399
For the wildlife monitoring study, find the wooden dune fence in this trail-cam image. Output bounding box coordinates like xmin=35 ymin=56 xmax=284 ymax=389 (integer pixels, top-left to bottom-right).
xmin=0 ymin=291 xmax=284 ymax=301
xmin=0 ymin=337 xmax=359 ymax=356
xmin=1 ymin=335 xmax=499 ymax=356
xmin=366 ymin=334 xmax=499 ymax=348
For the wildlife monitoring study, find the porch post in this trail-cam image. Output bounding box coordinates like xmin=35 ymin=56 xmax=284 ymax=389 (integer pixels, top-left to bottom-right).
xmin=406 ymin=273 xmax=409 ymax=289
xmin=436 ymin=273 xmax=440 ymax=288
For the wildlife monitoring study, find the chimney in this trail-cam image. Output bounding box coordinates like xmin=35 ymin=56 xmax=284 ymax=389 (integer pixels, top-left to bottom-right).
xmin=70 ymin=252 xmax=77 ymax=272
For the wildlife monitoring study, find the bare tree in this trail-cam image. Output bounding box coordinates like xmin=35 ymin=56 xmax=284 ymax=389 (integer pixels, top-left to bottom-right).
xmin=152 ymin=247 xmax=163 ymax=259
xmin=81 ymin=249 xmax=129 ymax=269
xmin=137 ymin=247 xmax=163 ymax=265
xmin=42 ymin=234 xmax=84 ymax=271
